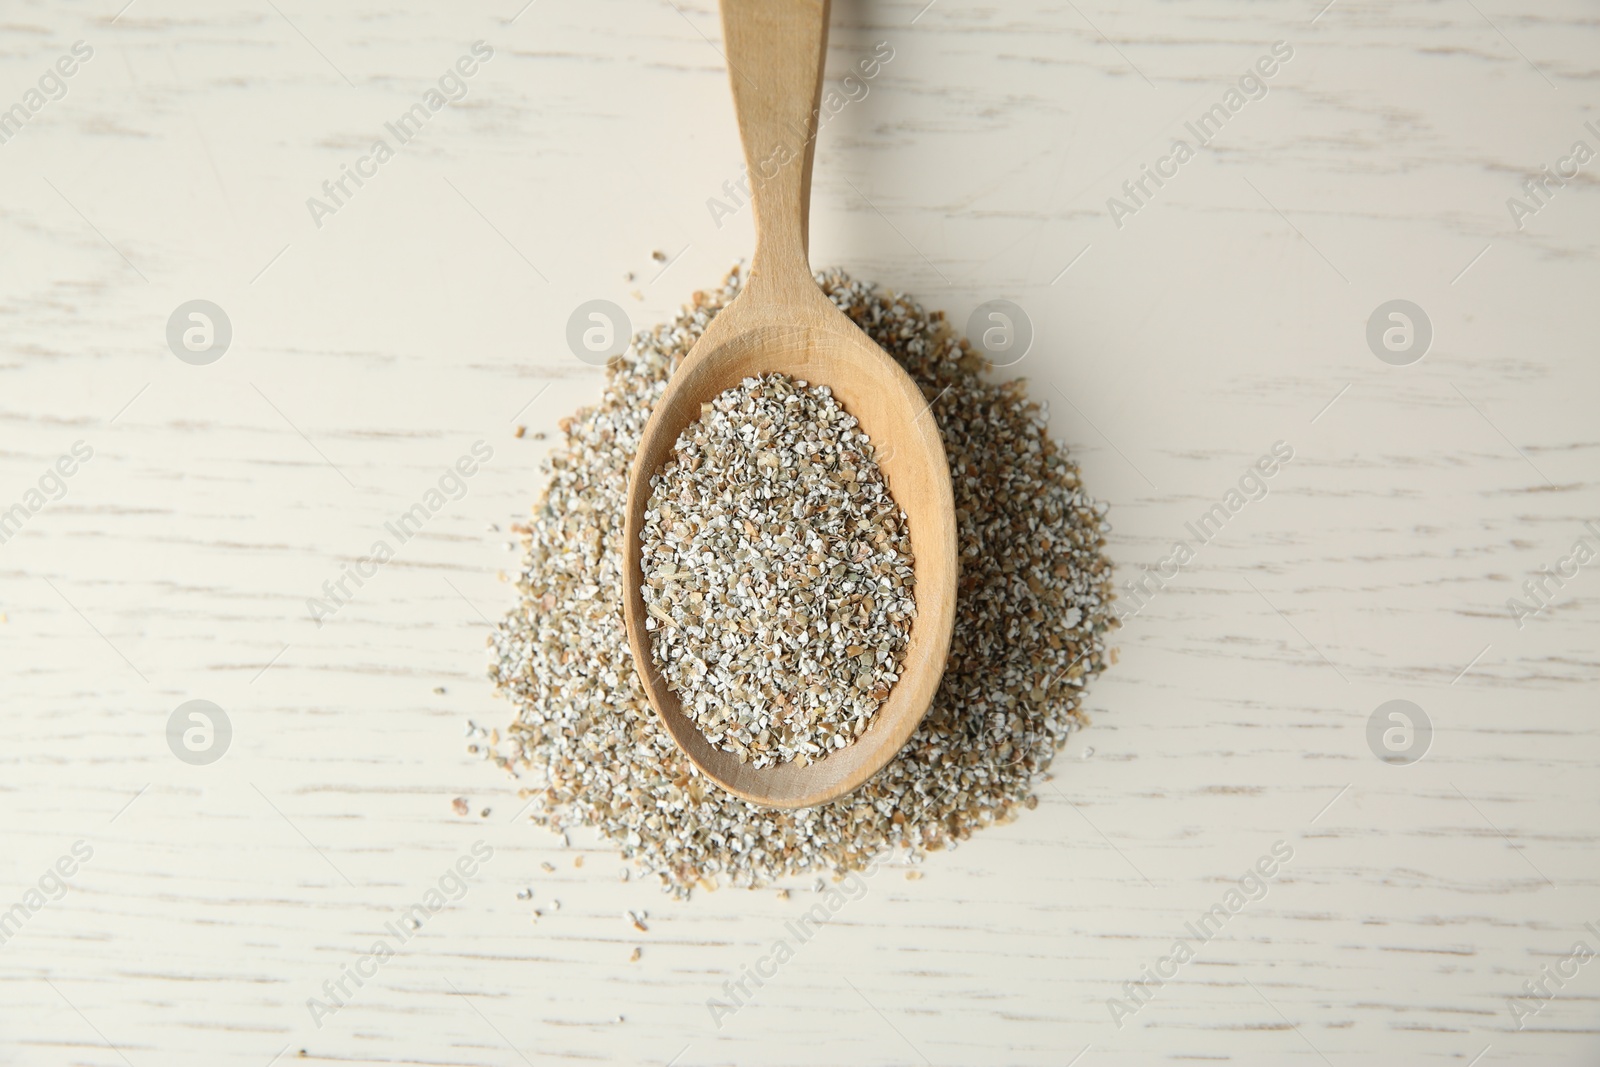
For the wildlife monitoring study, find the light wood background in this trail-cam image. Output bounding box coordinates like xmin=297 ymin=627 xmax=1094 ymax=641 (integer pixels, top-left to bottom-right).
xmin=2 ymin=0 xmax=1597 ymax=1064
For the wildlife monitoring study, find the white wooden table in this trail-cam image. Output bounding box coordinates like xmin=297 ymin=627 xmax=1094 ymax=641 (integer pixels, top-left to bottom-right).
xmin=3 ymin=1 xmax=1597 ymax=1064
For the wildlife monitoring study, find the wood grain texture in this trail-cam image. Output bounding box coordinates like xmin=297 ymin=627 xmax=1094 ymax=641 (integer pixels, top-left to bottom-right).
xmin=1 ymin=0 xmax=1597 ymax=1065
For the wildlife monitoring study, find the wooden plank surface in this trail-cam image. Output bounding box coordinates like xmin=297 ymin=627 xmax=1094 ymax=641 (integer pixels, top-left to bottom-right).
xmin=1 ymin=0 xmax=1597 ymax=1064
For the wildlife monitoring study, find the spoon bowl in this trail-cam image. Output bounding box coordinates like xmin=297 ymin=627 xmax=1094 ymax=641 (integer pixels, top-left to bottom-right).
xmin=621 ymin=0 xmax=958 ymax=809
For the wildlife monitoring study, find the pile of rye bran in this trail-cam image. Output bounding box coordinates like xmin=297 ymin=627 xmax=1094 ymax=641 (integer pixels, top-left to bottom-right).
xmin=488 ymin=267 xmax=1115 ymax=895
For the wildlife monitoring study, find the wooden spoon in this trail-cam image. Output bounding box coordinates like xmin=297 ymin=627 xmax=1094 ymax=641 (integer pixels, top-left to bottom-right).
xmin=621 ymin=0 xmax=958 ymax=809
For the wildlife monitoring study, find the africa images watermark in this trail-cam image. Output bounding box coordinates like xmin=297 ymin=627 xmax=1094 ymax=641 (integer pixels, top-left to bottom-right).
xmin=0 ymin=440 xmax=94 ymax=546
xmin=1505 ymin=119 xmax=1600 ymax=231
xmin=1107 ymin=839 xmax=1294 ymax=1028
xmin=1505 ymin=520 xmax=1600 ymax=629
xmin=306 ymin=840 xmax=493 ymax=1028
xmin=1506 ymin=921 xmax=1600 ymax=1031
xmin=0 ymin=40 xmax=94 ymax=147
xmin=705 ymin=860 xmax=877 ymax=1028
xmin=306 ymin=41 xmax=495 ymax=229
xmin=307 ymin=440 xmax=493 ymax=627
xmin=0 ymin=841 xmax=94 ymax=949
xmin=1106 ymin=41 xmax=1294 ymax=230
xmin=705 ymin=40 xmax=895 ymax=229
xmin=1115 ymin=440 xmax=1295 ymax=624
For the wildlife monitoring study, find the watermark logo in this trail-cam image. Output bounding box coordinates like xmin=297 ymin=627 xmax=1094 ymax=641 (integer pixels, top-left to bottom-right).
xmin=1506 ymin=120 xmax=1600 ymax=230
xmin=566 ymin=299 xmax=631 ymax=366
xmin=965 ymin=299 xmax=1033 ymax=368
xmin=1106 ymin=41 xmax=1293 ymax=230
xmin=1508 ymin=925 xmax=1600 ymax=1030
xmin=0 ymin=440 xmax=93 ymax=546
xmin=706 ymin=860 xmax=878 ymax=1028
xmin=1116 ymin=441 xmax=1294 ymax=624
xmin=1366 ymin=300 xmax=1430 ymax=366
xmin=167 ymin=699 xmax=232 ymax=765
xmin=0 ymin=841 xmax=93 ymax=948
xmin=167 ymin=300 xmax=232 ymax=365
xmin=1107 ymin=840 xmax=1294 ymax=1028
xmin=1506 ymin=520 xmax=1600 ymax=628
xmin=0 ymin=40 xmax=94 ymax=147
xmin=307 ymin=841 xmax=493 ymax=1028
xmin=1366 ymin=699 xmax=1430 ymax=765
xmin=706 ymin=41 xmax=895 ymax=229
xmin=306 ymin=42 xmax=495 ymax=229
xmin=307 ymin=441 xmax=493 ymax=627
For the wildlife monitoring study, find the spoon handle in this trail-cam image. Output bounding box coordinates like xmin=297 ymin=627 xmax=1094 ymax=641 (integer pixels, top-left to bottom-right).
xmin=720 ymin=0 xmax=832 ymax=287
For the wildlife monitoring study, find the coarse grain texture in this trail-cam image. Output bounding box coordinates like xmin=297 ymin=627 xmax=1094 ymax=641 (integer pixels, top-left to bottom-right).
xmin=488 ymin=267 xmax=1115 ymax=895
xmin=640 ymin=372 xmax=916 ymax=769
